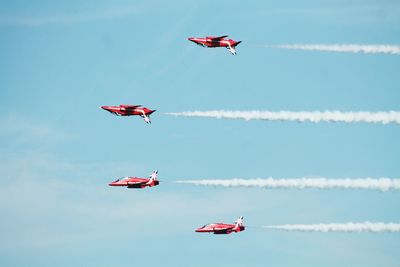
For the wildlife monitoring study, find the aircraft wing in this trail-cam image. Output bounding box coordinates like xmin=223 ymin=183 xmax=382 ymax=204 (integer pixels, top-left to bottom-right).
xmin=207 ymin=35 xmax=228 ymax=40
xmin=213 ymin=228 xmax=231 ymax=234
xmin=213 ymin=225 xmax=232 ymax=231
xmin=120 ymin=104 xmax=142 ymax=109
xmin=127 ymin=180 xmax=148 ymax=188
xmin=127 ymin=181 xmax=146 ymax=186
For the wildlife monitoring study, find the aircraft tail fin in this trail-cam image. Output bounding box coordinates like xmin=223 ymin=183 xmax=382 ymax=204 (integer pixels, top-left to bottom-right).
xmin=144 ymin=110 xmax=156 ymax=124
xmin=227 ymin=45 xmax=237 ymax=55
xmin=147 ymin=170 xmax=159 ymax=186
xmin=233 ymin=216 xmax=244 ymax=232
xmin=143 ymin=115 xmax=151 ymax=124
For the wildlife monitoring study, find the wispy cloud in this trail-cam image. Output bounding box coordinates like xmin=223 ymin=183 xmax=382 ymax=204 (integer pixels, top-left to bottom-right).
xmin=259 ymin=5 xmax=400 ymax=22
xmin=0 ymin=115 xmax=73 ymax=146
xmin=270 ymin=44 xmax=400 ymax=55
xmin=264 ymin=222 xmax=400 ymax=232
xmin=0 ymin=5 xmax=139 ymax=26
xmin=174 ymin=177 xmax=400 ymax=192
xmin=167 ymin=110 xmax=400 ymax=125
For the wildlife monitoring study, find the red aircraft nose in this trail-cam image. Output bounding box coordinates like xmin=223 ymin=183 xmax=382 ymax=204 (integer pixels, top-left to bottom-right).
xmin=195 ymin=226 xmax=206 ymax=232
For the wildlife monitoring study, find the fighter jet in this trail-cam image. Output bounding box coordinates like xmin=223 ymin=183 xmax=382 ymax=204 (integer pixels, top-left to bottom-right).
xmin=109 ymin=171 xmax=159 ymax=189
xmin=101 ymin=104 xmax=156 ymax=124
xmin=195 ymin=216 xmax=245 ymax=234
xmin=188 ymin=35 xmax=242 ymax=55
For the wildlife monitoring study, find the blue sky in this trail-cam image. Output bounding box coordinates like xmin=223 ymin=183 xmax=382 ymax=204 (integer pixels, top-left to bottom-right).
xmin=1 ymin=0 xmax=400 ymax=266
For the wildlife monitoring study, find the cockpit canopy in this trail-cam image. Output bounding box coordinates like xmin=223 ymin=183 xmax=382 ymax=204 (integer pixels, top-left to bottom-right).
xmin=114 ymin=177 xmax=130 ymax=182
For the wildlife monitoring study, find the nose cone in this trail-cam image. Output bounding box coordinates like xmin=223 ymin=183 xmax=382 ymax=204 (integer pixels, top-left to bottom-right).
xmin=195 ymin=226 xmax=206 ymax=232
xmin=188 ymin=37 xmax=197 ymax=43
xmin=101 ymin=106 xmax=109 ymax=110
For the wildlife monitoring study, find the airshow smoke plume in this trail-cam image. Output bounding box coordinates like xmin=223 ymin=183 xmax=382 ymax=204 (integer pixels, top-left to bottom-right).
xmin=263 ymin=222 xmax=400 ymax=232
xmin=271 ymin=44 xmax=400 ymax=55
xmin=174 ymin=178 xmax=400 ymax=192
xmin=166 ymin=110 xmax=400 ymax=125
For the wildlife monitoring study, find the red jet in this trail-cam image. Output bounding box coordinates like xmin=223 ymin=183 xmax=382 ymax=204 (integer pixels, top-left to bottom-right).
xmin=195 ymin=216 xmax=245 ymax=234
xmin=101 ymin=104 xmax=156 ymax=124
xmin=188 ymin=35 xmax=242 ymax=55
xmin=109 ymin=171 xmax=159 ymax=189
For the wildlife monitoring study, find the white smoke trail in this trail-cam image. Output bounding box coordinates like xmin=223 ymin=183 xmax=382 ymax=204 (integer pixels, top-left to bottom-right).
xmin=174 ymin=178 xmax=400 ymax=192
xmin=271 ymin=44 xmax=400 ymax=55
xmin=166 ymin=111 xmax=400 ymax=125
xmin=263 ymin=222 xmax=400 ymax=233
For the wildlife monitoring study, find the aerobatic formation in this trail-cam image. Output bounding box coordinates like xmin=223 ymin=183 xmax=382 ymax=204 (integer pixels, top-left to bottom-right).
xmin=100 ymin=35 xmax=399 ymax=236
